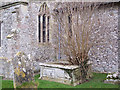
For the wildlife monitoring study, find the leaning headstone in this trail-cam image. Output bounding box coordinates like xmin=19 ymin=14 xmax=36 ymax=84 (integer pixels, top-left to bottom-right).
xmin=12 ymin=52 xmax=34 ymax=87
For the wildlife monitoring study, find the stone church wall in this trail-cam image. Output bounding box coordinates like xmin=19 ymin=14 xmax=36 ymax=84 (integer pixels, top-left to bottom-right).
xmin=0 ymin=2 xmax=57 ymax=78
xmin=0 ymin=2 xmax=119 ymax=79
xmin=89 ymin=4 xmax=118 ymax=73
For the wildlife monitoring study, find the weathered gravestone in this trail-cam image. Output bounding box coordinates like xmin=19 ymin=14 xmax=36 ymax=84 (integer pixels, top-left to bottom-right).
xmin=12 ymin=52 xmax=34 ymax=87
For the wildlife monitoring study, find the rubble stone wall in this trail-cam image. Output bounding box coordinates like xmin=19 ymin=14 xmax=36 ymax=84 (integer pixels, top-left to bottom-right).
xmin=90 ymin=4 xmax=118 ymax=73
xmin=0 ymin=2 xmax=119 ymax=79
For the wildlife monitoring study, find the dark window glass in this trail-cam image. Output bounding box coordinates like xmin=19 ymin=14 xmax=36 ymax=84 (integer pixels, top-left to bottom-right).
xmin=38 ymin=15 xmax=41 ymax=42
xmin=68 ymin=15 xmax=72 ymax=37
xmin=47 ymin=16 xmax=50 ymax=42
xmin=43 ymin=14 xmax=46 ymax=42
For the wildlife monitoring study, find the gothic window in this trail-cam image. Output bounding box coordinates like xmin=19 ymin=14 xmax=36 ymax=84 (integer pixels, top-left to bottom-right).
xmin=38 ymin=2 xmax=50 ymax=43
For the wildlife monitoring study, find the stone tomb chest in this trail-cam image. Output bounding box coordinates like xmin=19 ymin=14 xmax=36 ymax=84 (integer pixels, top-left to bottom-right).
xmin=39 ymin=61 xmax=92 ymax=86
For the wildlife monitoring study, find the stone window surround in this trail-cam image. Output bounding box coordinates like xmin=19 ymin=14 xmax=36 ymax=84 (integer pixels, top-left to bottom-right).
xmin=37 ymin=2 xmax=50 ymax=43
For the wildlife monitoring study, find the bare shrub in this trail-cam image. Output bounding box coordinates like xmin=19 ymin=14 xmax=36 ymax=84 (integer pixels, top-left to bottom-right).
xmin=53 ymin=2 xmax=102 ymax=82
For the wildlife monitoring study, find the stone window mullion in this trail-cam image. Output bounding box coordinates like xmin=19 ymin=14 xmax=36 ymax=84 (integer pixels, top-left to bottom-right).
xmin=0 ymin=22 xmax=1 ymax=47
xmin=41 ymin=15 xmax=43 ymax=43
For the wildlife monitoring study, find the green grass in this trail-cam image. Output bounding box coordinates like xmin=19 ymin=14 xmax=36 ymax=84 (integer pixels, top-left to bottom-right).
xmin=17 ymin=81 xmax=38 ymax=88
xmin=2 ymin=80 xmax=14 ymax=88
xmin=0 ymin=76 xmax=2 ymax=90
xmin=2 ymin=73 xmax=119 ymax=88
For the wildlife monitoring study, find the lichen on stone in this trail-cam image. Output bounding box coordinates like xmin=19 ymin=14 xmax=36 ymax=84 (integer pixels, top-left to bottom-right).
xmin=21 ymin=71 xmax=25 ymax=78
xmin=16 ymin=52 xmax=25 ymax=56
xmin=6 ymin=34 xmax=14 ymax=39
xmin=14 ymin=68 xmax=26 ymax=78
xmin=0 ymin=57 xmax=8 ymax=60
xmin=14 ymin=68 xmax=20 ymax=76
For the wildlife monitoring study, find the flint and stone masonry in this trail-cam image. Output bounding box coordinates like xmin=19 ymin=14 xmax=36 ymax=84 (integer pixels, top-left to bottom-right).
xmin=0 ymin=1 xmax=119 ymax=79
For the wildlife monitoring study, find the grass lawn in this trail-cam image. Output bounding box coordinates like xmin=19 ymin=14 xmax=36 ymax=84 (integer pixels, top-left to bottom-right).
xmin=0 ymin=76 xmax=2 ymax=90
xmin=1 ymin=73 xmax=119 ymax=88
